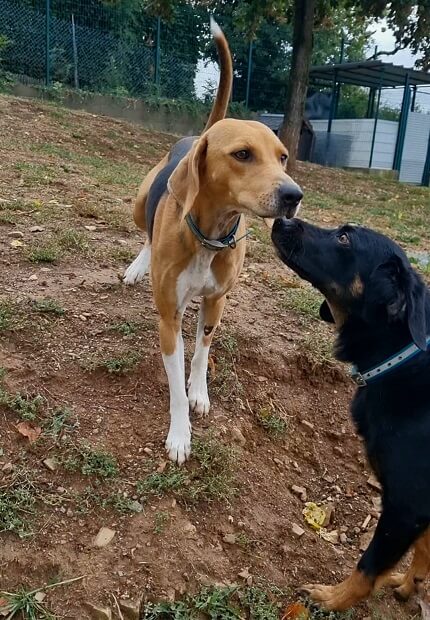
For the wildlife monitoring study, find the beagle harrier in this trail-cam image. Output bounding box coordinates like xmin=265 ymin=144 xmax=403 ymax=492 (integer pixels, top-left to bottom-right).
xmin=124 ymin=19 xmax=303 ymax=464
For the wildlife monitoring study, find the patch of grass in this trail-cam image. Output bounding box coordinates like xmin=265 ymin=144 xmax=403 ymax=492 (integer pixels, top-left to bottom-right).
xmin=0 ymin=576 xmax=84 ymax=619
xmin=301 ymin=327 xmax=335 ymax=368
xmin=27 ymin=243 xmax=59 ymax=264
xmin=0 ymin=300 xmax=15 ymax=331
xmin=110 ymin=246 xmax=136 ymax=263
xmin=110 ymin=321 xmax=139 ymax=337
xmin=141 ymin=585 xmax=291 ymax=620
xmin=63 ymin=442 xmax=119 ymax=479
xmin=101 ymin=352 xmax=140 ymax=374
xmin=32 ymin=298 xmax=65 ymax=316
xmin=154 ymin=510 xmax=170 ymax=534
xmin=43 ymin=406 xmax=74 ymax=438
xmin=0 ymin=473 xmax=37 ymax=538
xmin=14 ymin=162 xmax=56 ymax=186
xmin=72 ymin=202 xmax=100 ymax=219
xmin=138 ymin=468 xmax=188 ymax=496
xmin=138 ymin=435 xmax=237 ymax=504
xmin=0 ymin=389 xmax=44 ymax=421
xmin=0 ymin=211 xmax=17 ymax=224
xmin=280 ymin=285 xmax=322 ymax=320
xmin=56 ymin=228 xmax=90 ymax=253
xmin=255 ymin=404 xmax=288 ymax=437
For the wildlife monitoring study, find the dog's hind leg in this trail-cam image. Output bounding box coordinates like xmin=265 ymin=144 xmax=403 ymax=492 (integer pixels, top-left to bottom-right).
xmin=188 ymin=295 xmax=226 ymax=415
xmin=303 ymin=506 xmax=427 ymax=611
xmin=123 ymin=241 xmax=151 ymax=285
xmin=160 ymin=315 xmax=190 ymax=464
xmin=381 ymin=529 xmax=430 ymax=601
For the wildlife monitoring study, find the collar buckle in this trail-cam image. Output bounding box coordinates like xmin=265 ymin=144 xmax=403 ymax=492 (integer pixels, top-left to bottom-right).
xmin=351 ymin=369 xmax=367 ymax=387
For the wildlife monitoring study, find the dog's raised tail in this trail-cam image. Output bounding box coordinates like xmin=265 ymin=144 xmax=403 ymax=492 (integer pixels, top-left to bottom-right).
xmin=203 ymin=17 xmax=233 ymax=131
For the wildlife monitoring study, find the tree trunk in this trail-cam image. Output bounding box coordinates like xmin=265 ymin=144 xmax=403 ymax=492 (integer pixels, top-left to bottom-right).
xmin=278 ymin=0 xmax=316 ymax=168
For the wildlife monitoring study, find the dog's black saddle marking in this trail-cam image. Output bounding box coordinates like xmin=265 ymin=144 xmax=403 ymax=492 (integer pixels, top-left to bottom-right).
xmin=146 ymin=136 xmax=196 ymax=241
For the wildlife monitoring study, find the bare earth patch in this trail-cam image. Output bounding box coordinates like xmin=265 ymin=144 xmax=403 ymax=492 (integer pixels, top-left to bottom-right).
xmin=0 ymin=94 xmax=428 ymax=619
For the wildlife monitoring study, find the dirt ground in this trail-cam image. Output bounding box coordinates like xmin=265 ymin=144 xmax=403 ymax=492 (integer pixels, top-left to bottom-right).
xmin=0 ymin=94 xmax=429 ymax=619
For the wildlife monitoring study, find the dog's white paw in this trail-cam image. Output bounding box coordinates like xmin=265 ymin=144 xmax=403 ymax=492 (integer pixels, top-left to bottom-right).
xmin=188 ymin=377 xmax=210 ymax=415
xmin=123 ymin=246 xmax=151 ymax=285
xmin=165 ymin=425 xmax=191 ymax=464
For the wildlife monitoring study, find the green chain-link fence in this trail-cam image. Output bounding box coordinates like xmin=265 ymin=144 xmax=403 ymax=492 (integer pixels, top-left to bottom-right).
xmin=0 ymin=0 xmax=361 ymax=112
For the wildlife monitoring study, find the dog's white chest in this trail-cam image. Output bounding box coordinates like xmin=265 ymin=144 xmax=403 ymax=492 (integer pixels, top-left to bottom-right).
xmin=177 ymin=253 xmax=218 ymax=311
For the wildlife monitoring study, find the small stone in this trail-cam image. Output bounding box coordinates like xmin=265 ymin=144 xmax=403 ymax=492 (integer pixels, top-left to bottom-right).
xmin=43 ymin=458 xmax=57 ymax=471
xmin=333 ymin=446 xmax=343 ymax=456
xmin=143 ymin=447 xmax=153 ymax=455
xmin=2 ymin=462 xmax=14 ymax=474
xmin=292 ymin=523 xmax=305 ymax=538
xmin=257 ymin=376 xmax=268 ymax=382
xmin=56 ymin=486 xmax=66 ymax=493
xmin=66 ymin=508 xmax=74 ymax=517
xmin=30 ymin=225 xmax=45 ymax=233
xmin=157 ymin=461 xmax=168 ymax=473
xmin=367 ymin=474 xmax=382 ymax=491
xmin=321 ymin=529 xmax=339 ymax=544
xmin=8 ymin=230 xmax=24 ymax=238
xmin=360 ymin=530 xmax=374 ymax=552
xmin=85 ymin=225 xmax=97 ymax=232
xmin=183 ymin=522 xmax=197 ymax=537
xmin=231 ymin=427 xmax=246 ymax=446
xmin=238 ymin=567 xmax=252 ymax=585
xmin=34 ymin=592 xmax=46 ymax=603
xmin=129 ymin=500 xmax=144 ymax=513
xmin=301 ymin=420 xmax=314 ymax=432
xmin=340 ymin=533 xmax=348 ymax=544
xmin=84 ymin=603 xmax=112 ymax=620
xmin=322 ymin=503 xmax=335 ymax=527
xmin=94 ymin=527 xmax=116 ymax=548
xmin=291 ymin=485 xmax=307 ymax=502
xmin=361 ymin=514 xmax=372 ymax=530
xmin=371 ymin=496 xmax=382 ymax=512
xmin=28 ymin=274 xmax=38 ymax=281
xmin=273 ymin=457 xmax=283 ymax=466
xmin=223 ymin=533 xmax=236 ymax=544
xmin=79 ymin=314 xmax=87 ymax=321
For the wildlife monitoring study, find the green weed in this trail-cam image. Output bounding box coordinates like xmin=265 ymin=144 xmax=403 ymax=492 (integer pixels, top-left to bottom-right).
xmin=138 ymin=435 xmax=236 ymax=504
xmin=27 ymin=243 xmax=59 ymax=264
xmin=0 ymin=473 xmax=37 ymax=538
xmin=32 ymin=298 xmax=65 ymax=316
xmin=255 ymin=402 xmax=288 ymax=437
xmin=63 ymin=442 xmax=119 ymax=479
xmin=0 ymin=389 xmax=44 ymax=421
xmin=0 ymin=300 xmax=15 ymax=331
xmin=154 ymin=510 xmax=170 ymax=534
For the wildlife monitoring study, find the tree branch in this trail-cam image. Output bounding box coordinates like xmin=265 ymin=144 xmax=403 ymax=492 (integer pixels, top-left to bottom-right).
xmin=370 ymin=43 xmax=406 ymax=59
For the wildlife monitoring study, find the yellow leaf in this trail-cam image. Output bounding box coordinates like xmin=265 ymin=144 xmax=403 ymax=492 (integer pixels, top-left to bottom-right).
xmin=302 ymin=502 xmax=326 ymax=531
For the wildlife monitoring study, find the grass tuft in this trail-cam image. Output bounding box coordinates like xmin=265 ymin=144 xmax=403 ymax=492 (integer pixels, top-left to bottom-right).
xmin=32 ymin=298 xmax=65 ymax=316
xmin=63 ymin=442 xmax=119 ymax=479
xmin=27 ymin=244 xmax=59 ymax=264
xmin=138 ymin=435 xmax=236 ymax=504
xmin=0 ymin=389 xmax=44 ymax=421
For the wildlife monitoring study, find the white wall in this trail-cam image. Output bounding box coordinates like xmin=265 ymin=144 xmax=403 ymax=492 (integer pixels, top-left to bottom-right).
xmin=399 ymin=112 xmax=430 ymax=184
xmin=311 ymin=119 xmax=398 ymax=170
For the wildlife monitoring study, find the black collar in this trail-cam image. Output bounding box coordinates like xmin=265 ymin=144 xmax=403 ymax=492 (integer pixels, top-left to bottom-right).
xmin=185 ymin=213 xmax=245 ymax=251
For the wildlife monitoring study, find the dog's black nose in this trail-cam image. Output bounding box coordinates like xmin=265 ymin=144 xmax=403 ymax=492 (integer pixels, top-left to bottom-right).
xmin=278 ymin=183 xmax=303 ymax=217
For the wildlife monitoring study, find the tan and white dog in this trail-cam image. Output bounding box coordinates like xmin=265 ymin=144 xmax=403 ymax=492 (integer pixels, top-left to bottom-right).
xmin=124 ymin=19 xmax=303 ymax=464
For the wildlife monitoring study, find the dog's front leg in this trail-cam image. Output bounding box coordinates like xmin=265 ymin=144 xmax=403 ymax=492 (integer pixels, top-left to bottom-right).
xmin=188 ymin=295 xmax=226 ymax=414
xmin=160 ymin=316 xmax=190 ymax=464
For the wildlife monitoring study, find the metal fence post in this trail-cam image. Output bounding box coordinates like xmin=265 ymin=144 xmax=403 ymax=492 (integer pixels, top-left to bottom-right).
xmin=154 ymin=16 xmax=161 ymax=89
xmin=71 ymin=14 xmax=79 ymax=89
xmin=245 ymin=40 xmax=253 ymax=109
xmin=45 ymin=0 xmax=51 ymax=86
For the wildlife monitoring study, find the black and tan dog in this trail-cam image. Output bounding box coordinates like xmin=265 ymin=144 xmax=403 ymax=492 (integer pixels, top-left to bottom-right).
xmin=272 ymin=217 xmax=430 ymax=611
xmin=123 ymin=20 xmax=302 ymax=463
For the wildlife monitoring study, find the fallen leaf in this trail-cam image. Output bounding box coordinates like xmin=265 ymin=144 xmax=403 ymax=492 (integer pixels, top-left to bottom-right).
xmin=303 ymin=502 xmax=326 ymax=530
xmin=16 ymin=421 xmax=42 ymax=443
xmin=282 ymin=602 xmax=309 ymax=619
xmin=10 ymin=239 xmax=23 ymax=248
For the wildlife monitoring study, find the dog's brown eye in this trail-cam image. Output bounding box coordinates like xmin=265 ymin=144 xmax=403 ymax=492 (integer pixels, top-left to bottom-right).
xmin=233 ymin=150 xmax=250 ymax=161
xmin=338 ymin=233 xmax=350 ymax=245
xmin=280 ymin=154 xmax=288 ymax=165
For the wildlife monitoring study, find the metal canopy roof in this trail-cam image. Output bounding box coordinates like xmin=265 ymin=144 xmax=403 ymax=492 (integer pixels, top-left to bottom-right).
xmin=310 ymin=60 xmax=430 ymax=89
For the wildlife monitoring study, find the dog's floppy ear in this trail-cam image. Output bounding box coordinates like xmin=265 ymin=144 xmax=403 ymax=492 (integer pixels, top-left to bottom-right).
xmin=168 ymin=135 xmax=208 ymax=217
xmin=320 ymin=300 xmax=335 ymax=323
xmin=364 ymin=256 xmax=427 ymax=350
